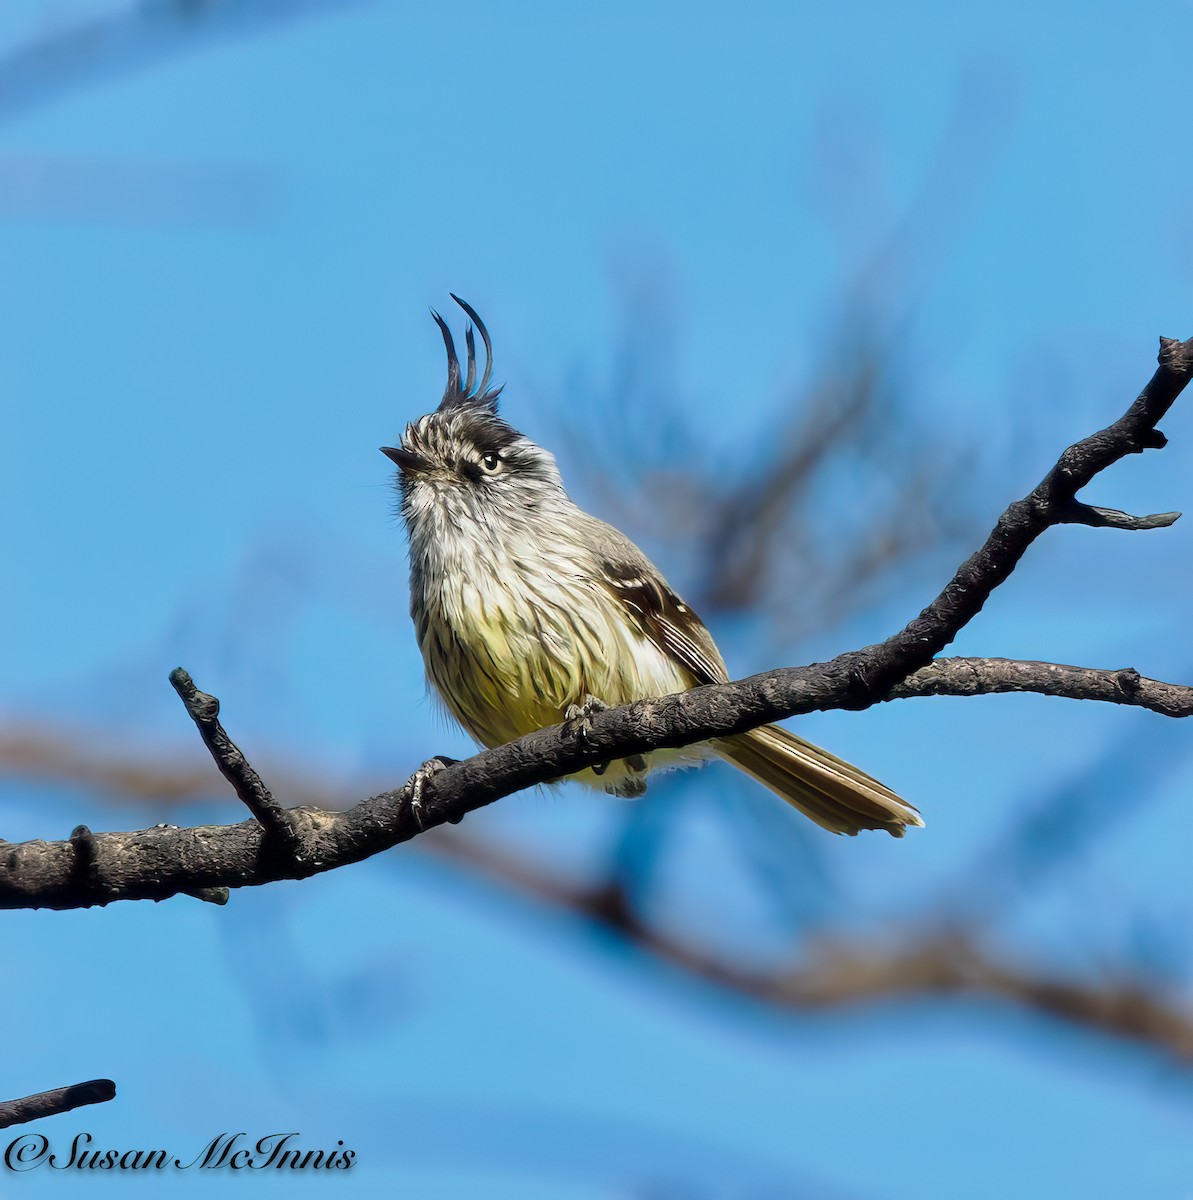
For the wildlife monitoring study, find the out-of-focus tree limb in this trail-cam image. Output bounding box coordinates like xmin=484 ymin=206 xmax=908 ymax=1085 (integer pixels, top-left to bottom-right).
xmin=0 ymin=335 xmax=1190 ymax=912
xmin=561 ymin=307 xmax=979 ymax=643
xmin=0 ymin=0 xmax=363 ymax=123
xmin=442 ymin=833 xmax=1193 ymax=1065
xmin=0 ymin=726 xmax=336 ymax=809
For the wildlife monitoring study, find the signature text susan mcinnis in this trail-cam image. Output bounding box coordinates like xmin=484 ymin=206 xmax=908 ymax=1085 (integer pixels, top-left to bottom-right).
xmin=4 ymin=1131 xmax=356 ymax=1172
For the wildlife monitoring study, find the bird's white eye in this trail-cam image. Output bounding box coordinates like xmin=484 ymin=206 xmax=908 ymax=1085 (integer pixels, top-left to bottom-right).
xmin=480 ymin=451 xmax=503 ymax=473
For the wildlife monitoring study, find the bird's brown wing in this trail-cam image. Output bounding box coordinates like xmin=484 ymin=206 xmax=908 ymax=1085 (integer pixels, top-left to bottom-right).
xmin=595 ymin=534 xmax=922 ymax=837
xmin=600 ymin=558 xmax=729 ymax=687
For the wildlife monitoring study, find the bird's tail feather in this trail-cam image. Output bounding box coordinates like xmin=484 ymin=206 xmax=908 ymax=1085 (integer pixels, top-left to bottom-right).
xmin=714 ymin=725 xmax=923 ymax=837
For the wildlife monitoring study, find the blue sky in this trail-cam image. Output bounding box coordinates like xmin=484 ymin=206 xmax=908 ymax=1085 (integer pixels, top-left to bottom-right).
xmin=1 ymin=1 xmax=1192 ymax=1196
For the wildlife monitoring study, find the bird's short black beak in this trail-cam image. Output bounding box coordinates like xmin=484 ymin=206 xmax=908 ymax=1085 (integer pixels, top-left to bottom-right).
xmin=381 ymin=445 xmax=430 ymax=474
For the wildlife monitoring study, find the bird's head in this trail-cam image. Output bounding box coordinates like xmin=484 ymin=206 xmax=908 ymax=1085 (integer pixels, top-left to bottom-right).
xmin=382 ymin=296 xmax=564 ymax=531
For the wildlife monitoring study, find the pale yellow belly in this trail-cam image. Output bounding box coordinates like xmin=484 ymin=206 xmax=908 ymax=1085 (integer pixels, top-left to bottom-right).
xmin=415 ymin=580 xmax=699 ymax=794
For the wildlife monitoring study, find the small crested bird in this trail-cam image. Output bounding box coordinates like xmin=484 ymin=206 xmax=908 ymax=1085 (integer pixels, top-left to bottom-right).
xmin=382 ymin=297 xmax=924 ymax=836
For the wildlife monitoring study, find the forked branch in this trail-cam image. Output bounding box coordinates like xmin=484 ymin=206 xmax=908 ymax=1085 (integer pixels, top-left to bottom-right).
xmin=0 ymin=337 xmax=1189 ymax=914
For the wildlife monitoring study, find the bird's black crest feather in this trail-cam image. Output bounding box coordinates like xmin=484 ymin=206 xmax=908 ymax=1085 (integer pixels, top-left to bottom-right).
xmin=434 ymin=296 xmax=504 ymax=414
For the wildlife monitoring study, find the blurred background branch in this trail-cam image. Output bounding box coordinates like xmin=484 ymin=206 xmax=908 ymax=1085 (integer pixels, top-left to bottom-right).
xmin=0 ymin=0 xmax=362 ymax=123
xmin=2 ymin=716 xmax=1191 ymax=1069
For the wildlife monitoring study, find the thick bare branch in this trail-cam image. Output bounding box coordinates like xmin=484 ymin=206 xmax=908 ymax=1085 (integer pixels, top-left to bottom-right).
xmin=0 ymin=1080 xmax=116 ymax=1130
xmin=0 ymin=335 xmax=1190 ymax=911
xmin=890 ymin=658 xmax=1193 ymax=717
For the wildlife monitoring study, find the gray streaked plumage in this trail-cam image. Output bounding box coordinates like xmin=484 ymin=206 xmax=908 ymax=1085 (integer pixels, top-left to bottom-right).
xmin=382 ymin=297 xmax=924 ymax=836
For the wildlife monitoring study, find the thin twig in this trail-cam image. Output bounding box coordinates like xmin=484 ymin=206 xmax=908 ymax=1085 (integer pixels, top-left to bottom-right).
xmin=168 ymin=668 xmax=301 ymax=857
xmin=0 ymin=1080 xmax=116 ymax=1129
xmin=1055 ymin=501 xmax=1181 ymax=531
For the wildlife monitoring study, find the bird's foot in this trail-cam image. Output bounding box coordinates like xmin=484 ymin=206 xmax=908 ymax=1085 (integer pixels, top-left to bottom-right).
xmin=564 ymin=694 xmax=611 ymax=774
xmin=407 ymin=755 xmax=458 ymax=829
xmin=564 ymin=694 xmax=608 ymax=744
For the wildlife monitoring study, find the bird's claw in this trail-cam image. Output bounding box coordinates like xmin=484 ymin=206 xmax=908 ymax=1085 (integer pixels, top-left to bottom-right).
xmin=407 ymin=755 xmax=457 ymax=829
xmin=564 ymin=694 xmax=611 ymax=773
xmin=564 ymin=694 xmax=608 ymax=743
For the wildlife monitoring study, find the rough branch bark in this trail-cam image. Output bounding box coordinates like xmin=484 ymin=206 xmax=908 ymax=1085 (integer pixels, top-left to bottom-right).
xmin=169 ymin=667 xmax=300 ymax=852
xmin=0 ymin=336 xmax=1190 ymax=914
xmin=891 ymin=657 xmax=1193 ymax=716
